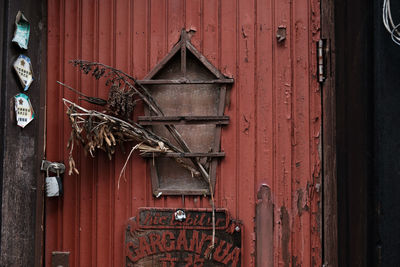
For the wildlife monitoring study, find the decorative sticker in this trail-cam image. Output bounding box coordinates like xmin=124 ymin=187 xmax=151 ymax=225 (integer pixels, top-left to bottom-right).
xmin=12 ymin=11 xmax=30 ymax=49
xmin=14 ymin=93 xmax=34 ymax=128
xmin=13 ymin=55 xmax=33 ymax=91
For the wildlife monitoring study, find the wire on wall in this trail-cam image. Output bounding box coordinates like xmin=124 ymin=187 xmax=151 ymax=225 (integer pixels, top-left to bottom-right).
xmin=383 ymin=0 xmax=400 ymax=45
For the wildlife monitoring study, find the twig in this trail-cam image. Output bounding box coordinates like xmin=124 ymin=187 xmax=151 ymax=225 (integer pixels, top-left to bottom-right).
xmin=118 ymin=142 xmax=143 ymax=189
xmin=71 ymin=60 xmax=211 ymax=183
xmin=58 ymin=81 xmax=107 ymax=106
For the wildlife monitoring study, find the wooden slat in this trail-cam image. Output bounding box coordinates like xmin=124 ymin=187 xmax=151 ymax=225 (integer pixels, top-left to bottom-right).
xmin=310 ymin=0 xmax=323 ymax=265
xmin=62 ymin=1 xmax=80 ymax=266
xmin=140 ymin=152 xmax=225 ymax=158
xmin=137 ymin=78 xmax=234 ymax=84
xmin=219 ymin=0 xmax=238 ymax=220
xmin=132 ymin=0 xmax=149 ymax=211
xmin=154 ymin=188 xmax=210 ymax=196
xmin=322 ymin=0 xmax=338 ymax=266
xmin=185 ymin=0 xmax=203 ymax=209
xmin=138 ymin=115 xmax=229 ymax=125
xmin=273 ymin=0 xmax=293 ymax=265
xmin=237 ymin=0 xmax=256 ymax=264
xmin=201 ymin=0 xmax=220 ymax=209
xmin=46 ymin=0 xmax=64 ymax=265
xmin=78 ymin=1 xmax=96 ymax=266
xmin=96 ymin=1 xmax=114 ymax=266
xmin=256 ymin=185 xmax=273 ymax=267
xmin=164 ymin=0 xmax=186 ymax=209
xmin=181 ymin=29 xmax=187 ymax=76
xmin=113 ymin=1 xmax=131 ymax=266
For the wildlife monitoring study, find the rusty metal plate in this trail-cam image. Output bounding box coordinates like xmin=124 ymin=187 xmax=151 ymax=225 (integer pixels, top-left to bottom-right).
xmin=125 ymin=208 xmax=242 ymax=266
xmin=51 ymin=251 xmax=70 ymax=267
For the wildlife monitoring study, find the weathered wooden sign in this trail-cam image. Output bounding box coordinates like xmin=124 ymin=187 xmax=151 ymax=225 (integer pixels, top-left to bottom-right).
xmin=125 ymin=208 xmax=242 ymax=266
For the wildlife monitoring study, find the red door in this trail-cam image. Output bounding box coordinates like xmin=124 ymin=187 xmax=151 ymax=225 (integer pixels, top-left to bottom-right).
xmin=46 ymin=0 xmax=322 ymax=266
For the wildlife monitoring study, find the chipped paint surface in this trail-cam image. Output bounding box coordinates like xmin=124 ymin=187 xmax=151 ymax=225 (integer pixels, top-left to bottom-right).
xmin=46 ymin=0 xmax=321 ymax=266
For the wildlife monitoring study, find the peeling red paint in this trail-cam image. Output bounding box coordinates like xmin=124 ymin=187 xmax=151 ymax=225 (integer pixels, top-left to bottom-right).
xmin=46 ymin=0 xmax=322 ymax=266
xmin=280 ymin=206 xmax=291 ymax=267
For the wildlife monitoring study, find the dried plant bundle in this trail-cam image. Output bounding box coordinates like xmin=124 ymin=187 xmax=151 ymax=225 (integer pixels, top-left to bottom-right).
xmin=63 ymin=98 xmax=201 ymax=178
xmin=70 ymin=60 xmax=210 ymax=183
xmin=63 ymin=59 xmax=217 ymax=251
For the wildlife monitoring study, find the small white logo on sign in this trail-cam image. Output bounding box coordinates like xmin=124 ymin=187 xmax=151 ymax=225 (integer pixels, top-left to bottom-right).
xmin=14 ymin=93 xmax=34 ymax=128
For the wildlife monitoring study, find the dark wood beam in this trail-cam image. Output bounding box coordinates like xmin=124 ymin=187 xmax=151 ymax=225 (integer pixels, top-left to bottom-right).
xmin=0 ymin=1 xmax=46 ymax=266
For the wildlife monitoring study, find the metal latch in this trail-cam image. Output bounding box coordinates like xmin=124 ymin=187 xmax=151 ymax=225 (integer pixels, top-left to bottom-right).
xmin=318 ymin=39 xmax=326 ymax=83
xmin=41 ymin=160 xmax=65 ymax=174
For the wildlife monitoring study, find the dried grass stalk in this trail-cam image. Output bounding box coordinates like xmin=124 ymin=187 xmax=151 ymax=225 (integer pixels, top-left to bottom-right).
xmin=63 ymin=98 xmax=201 ymax=177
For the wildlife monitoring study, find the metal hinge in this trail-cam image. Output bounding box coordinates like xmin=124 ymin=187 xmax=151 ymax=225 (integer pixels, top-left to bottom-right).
xmin=318 ymin=39 xmax=326 ymax=83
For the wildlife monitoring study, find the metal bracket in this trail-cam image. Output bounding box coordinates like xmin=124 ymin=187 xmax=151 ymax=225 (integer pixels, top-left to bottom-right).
xmin=318 ymin=39 xmax=326 ymax=83
xmin=41 ymin=160 xmax=65 ymax=175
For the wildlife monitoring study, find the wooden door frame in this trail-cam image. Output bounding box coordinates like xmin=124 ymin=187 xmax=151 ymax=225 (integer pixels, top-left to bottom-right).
xmin=321 ymin=0 xmax=338 ymax=266
xmin=0 ymin=0 xmax=47 ymax=266
xmin=323 ymin=0 xmax=377 ymax=265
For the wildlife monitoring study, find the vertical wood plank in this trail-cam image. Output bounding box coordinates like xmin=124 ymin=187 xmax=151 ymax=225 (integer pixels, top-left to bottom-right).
xmin=149 ymin=0 xmax=167 ymax=207
xmin=167 ymin=0 xmax=184 ymax=50
xmin=132 ymin=0 xmax=149 ymax=211
xmin=96 ymin=1 xmax=114 ymax=266
xmin=62 ymin=1 xmax=80 ymax=266
xmin=237 ymin=0 xmax=256 ymax=265
xmin=78 ymin=1 xmax=96 ymax=266
xmin=273 ymin=0 xmax=293 ymax=265
xmin=46 ymin=0 xmax=63 ymax=265
xmin=165 ymin=0 xmax=185 ymax=208
xmin=113 ymin=1 xmax=131 ymax=266
xmin=321 ymin=0 xmax=338 ymax=266
xmin=220 ymin=0 xmax=237 ymax=218
xmin=309 ymin=0 xmax=322 ymax=265
xmin=255 ymin=0 xmax=274 ymax=264
xmin=202 ymin=0 xmax=218 ymax=67
xmin=291 ymin=0 xmax=312 ymax=265
xmin=255 ymin=0 xmax=274 ymax=194
xmin=256 ymin=185 xmax=274 ymax=267
xmin=185 ymin=0 xmax=201 ymax=49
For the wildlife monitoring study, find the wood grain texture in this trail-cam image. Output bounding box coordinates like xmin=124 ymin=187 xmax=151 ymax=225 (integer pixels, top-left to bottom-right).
xmin=0 ymin=1 xmax=46 ymax=266
xmin=321 ymin=0 xmax=338 ymax=266
xmin=46 ymin=0 xmax=322 ymax=266
xmin=256 ymin=185 xmax=273 ymax=267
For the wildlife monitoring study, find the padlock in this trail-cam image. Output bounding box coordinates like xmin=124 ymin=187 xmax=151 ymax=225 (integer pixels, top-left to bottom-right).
xmin=46 ymin=164 xmax=63 ymax=197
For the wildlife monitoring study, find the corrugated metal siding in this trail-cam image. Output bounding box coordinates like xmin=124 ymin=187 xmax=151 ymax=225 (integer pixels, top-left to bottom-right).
xmin=46 ymin=0 xmax=321 ymax=266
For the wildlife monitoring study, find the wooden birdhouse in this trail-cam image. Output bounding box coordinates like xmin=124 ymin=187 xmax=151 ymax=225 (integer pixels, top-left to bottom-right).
xmin=138 ymin=30 xmax=233 ymax=196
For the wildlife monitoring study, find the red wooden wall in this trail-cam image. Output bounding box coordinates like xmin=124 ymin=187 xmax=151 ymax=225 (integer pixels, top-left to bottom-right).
xmin=46 ymin=0 xmax=321 ymax=266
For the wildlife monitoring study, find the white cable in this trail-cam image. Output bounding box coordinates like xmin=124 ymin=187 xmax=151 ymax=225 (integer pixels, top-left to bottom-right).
xmin=383 ymin=0 xmax=400 ymax=45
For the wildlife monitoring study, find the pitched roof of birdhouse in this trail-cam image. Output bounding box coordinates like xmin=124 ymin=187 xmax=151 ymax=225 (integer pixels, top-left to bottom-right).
xmin=138 ymin=29 xmax=234 ymax=84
